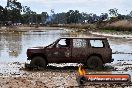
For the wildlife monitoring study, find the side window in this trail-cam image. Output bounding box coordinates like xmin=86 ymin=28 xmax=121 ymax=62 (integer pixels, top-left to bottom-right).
xmin=56 ymin=39 xmax=70 ymax=48
xmin=90 ymin=40 xmax=104 ymax=48
xmin=58 ymin=39 xmax=66 ymax=46
xmin=73 ymin=39 xmax=87 ymax=48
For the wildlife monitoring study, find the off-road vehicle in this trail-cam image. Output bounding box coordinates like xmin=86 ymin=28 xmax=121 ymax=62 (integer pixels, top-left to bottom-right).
xmin=27 ymin=37 xmax=113 ymax=69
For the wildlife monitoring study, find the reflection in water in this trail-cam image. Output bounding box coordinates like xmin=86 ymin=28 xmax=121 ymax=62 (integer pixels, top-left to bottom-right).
xmin=0 ymin=32 xmax=22 ymax=61
xmin=7 ymin=33 xmax=22 ymax=57
xmin=0 ymin=29 xmax=70 ymax=62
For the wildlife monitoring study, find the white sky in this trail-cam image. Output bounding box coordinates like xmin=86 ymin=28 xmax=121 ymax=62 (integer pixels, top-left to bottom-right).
xmin=0 ymin=0 xmax=132 ymax=15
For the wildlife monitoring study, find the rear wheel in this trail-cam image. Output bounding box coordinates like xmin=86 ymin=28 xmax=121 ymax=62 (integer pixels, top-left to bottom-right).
xmin=87 ymin=56 xmax=103 ymax=69
xmin=30 ymin=56 xmax=47 ymax=69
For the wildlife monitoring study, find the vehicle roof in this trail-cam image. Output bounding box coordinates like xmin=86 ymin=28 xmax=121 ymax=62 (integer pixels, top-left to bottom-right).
xmin=60 ymin=37 xmax=107 ymax=40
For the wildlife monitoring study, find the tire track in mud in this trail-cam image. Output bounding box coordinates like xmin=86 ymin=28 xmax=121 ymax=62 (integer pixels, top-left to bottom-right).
xmin=1 ymin=61 xmax=132 ymax=87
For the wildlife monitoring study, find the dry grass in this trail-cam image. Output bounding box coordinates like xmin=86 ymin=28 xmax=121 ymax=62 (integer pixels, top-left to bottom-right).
xmin=104 ymin=20 xmax=132 ymax=31
xmin=51 ymin=20 xmax=132 ymax=32
xmin=1 ymin=20 xmax=132 ymax=32
xmin=50 ymin=24 xmax=96 ymax=30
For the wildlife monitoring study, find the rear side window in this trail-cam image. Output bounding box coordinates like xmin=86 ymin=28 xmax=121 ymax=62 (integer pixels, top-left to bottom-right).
xmin=90 ymin=40 xmax=104 ymax=48
xmin=73 ymin=39 xmax=87 ymax=48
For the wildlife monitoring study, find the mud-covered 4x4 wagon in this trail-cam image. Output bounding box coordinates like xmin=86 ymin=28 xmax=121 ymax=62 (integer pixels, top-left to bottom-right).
xmin=27 ymin=37 xmax=113 ymax=69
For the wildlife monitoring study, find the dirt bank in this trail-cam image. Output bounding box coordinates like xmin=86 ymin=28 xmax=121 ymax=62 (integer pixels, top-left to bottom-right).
xmin=89 ymin=31 xmax=132 ymax=39
xmin=0 ymin=26 xmax=62 ymax=33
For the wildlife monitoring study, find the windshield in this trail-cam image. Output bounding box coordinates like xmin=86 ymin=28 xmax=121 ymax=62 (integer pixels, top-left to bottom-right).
xmin=46 ymin=39 xmax=59 ymax=48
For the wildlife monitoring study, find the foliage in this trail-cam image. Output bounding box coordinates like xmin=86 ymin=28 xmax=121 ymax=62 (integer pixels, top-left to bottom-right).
xmin=41 ymin=12 xmax=49 ymax=24
xmin=0 ymin=5 xmax=5 ymax=22
xmin=109 ymin=8 xmax=118 ymax=17
xmin=66 ymin=10 xmax=81 ymax=24
xmin=0 ymin=1 xmax=132 ymax=26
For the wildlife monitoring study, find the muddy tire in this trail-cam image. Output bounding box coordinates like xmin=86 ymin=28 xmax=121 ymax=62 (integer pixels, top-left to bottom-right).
xmin=30 ymin=56 xmax=47 ymax=69
xmin=87 ymin=56 xmax=103 ymax=69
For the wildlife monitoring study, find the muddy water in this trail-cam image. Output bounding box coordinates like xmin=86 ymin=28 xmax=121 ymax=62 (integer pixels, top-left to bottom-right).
xmin=0 ymin=29 xmax=69 ymax=63
xmin=0 ymin=28 xmax=132 ymax=87
xmin=110 ymin=38 xmax=132 ymax=61
xmin=0 ymin=28 xmax=131 ymax=63
xmin=0 ymin=28 xmax=132 ymax=65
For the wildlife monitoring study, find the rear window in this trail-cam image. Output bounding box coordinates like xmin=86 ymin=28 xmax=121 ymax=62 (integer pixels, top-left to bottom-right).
xmin=90 ymin=40 xmax=104 ymax=48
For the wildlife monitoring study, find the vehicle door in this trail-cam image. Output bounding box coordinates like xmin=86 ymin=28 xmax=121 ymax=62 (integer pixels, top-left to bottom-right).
xmin=46 ymin=38 xmax=72 ymax=63
xmin=71 ymin=39 xmax=88 ymax=63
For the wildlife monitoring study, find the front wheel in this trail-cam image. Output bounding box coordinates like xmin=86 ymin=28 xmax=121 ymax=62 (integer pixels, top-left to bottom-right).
xmin=86 ymin=56 xmax=103 ymax=69
xmin=30 ymin=56 xmax=47 ymax=69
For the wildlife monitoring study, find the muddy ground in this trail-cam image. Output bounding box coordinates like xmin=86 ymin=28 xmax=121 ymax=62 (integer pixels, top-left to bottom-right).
xmin=0 ymin=62 xmax=132 ymax=88
xmin=0 ymin=27 xmax=132 ymax=88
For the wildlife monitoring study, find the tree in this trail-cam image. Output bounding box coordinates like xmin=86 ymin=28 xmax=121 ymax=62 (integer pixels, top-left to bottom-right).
xmin=6 ymin=0 xmax=22 ymax=23
xmin=66 ymin=10 xmax=81 ymax=24
xmin=109 ymin=8 xmax=118 ymax=17
xmin=7 ymin=0 xmax=22 ymax=10
xmin=85 ymin=13 xmax=99 ymax=23
xmin=66 ymin=10 xmax=74 ymax=23
xmin=0 ymin=5 xmax=5 ymax=22
xmin=100 ymin=13 xmax=108 ymax=21
xmin=22 ymin=6 xmax=31 ymax=14
xmin=129 ymin=11 xmax=132 ymax=17
xmin=41 ymin=12 xmax=49 ymax=24
xmin=22 ymin=6 xmax=38 ymax=24
xmin=52 ymin=12 xmax=67 ymax=24
xmin=74 ymin=10 xmax=81 ymax=23
xmin=117 ymin=14 xmax=126 ymax=20
xmin=80 ymin=12 xmax=87 ymax=23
